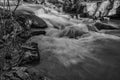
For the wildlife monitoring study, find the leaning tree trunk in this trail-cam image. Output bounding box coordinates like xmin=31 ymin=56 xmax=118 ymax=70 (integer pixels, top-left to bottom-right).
xmin=92 ymin=2 xmax=101 ymax=18
xmin=103 ymin=0 xmax=115 ymax=17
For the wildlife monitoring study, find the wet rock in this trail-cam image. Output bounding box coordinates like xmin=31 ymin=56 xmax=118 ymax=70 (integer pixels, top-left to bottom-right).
xmin=58 ymin=24 xmax=89 ymax=39
xmin=14 ymin=13 xmax=48 ymax=42
xmin=59 ymin=26 xmax=88 ymax=39
xmin=94 ymin=22 xmax=118 ymax=30
xmin=30 ymin=29 xmax=46 ymax=36
xmin=23 ymin=0 xmax=37 ymax=3
xmin=15 ymin=13 xmax=48 ymax=30
xmin=17 ymin=31 xmax=31 ymax=41
xmin=17 ymin=29 xmax=46 ymax=43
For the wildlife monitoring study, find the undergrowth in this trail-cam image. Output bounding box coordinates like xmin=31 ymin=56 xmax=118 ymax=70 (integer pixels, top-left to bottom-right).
xmin=0 ymin=0 xmax=43 ymax=80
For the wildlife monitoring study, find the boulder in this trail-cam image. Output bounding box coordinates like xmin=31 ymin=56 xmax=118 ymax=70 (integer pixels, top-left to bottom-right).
xmin=58 ymin=23 xmax=89 ymax=39
xmin=15 ymin=13 xmax=48 ymax=29
xmin=94 ymin=22 xmax=118 ymax=30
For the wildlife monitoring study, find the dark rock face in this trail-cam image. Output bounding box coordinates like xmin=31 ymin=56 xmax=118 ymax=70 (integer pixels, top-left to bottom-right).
xmin=15 ymin=13 xmax=48 ymax=30
xmin=14 ymin=12 xmax=48 ymax=42
xmin=94 ymin=22 xmax=118 ymax=30
xmin=23 ymin=0 xmax=35 ymax=3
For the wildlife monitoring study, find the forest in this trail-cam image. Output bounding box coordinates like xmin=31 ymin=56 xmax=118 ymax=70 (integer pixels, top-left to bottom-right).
xmin=0 ymin=0 xmax=120 ymax=80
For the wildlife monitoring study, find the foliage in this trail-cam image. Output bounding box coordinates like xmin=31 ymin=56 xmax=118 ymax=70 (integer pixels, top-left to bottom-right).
xmin=0 ymin=0 xmax=43 ymax=80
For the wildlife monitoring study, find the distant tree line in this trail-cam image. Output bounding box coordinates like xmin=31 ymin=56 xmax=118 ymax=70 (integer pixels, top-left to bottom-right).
xmin=11 ymin=0 xmax=119 ymax=19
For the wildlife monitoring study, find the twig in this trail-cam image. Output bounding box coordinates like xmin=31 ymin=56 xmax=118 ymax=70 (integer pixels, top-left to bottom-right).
xmin=7 ymin=0 xmax=10 ymax=11
xmin=13 ymin=0 xmax=21 ymax=13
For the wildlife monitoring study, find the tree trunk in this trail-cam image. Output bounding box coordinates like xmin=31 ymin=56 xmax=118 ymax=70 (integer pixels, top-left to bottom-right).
xmin=103 ymin=0 xmax=114 ymax=17
xmin=92 ymin=2 xmax=101 ymax=17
